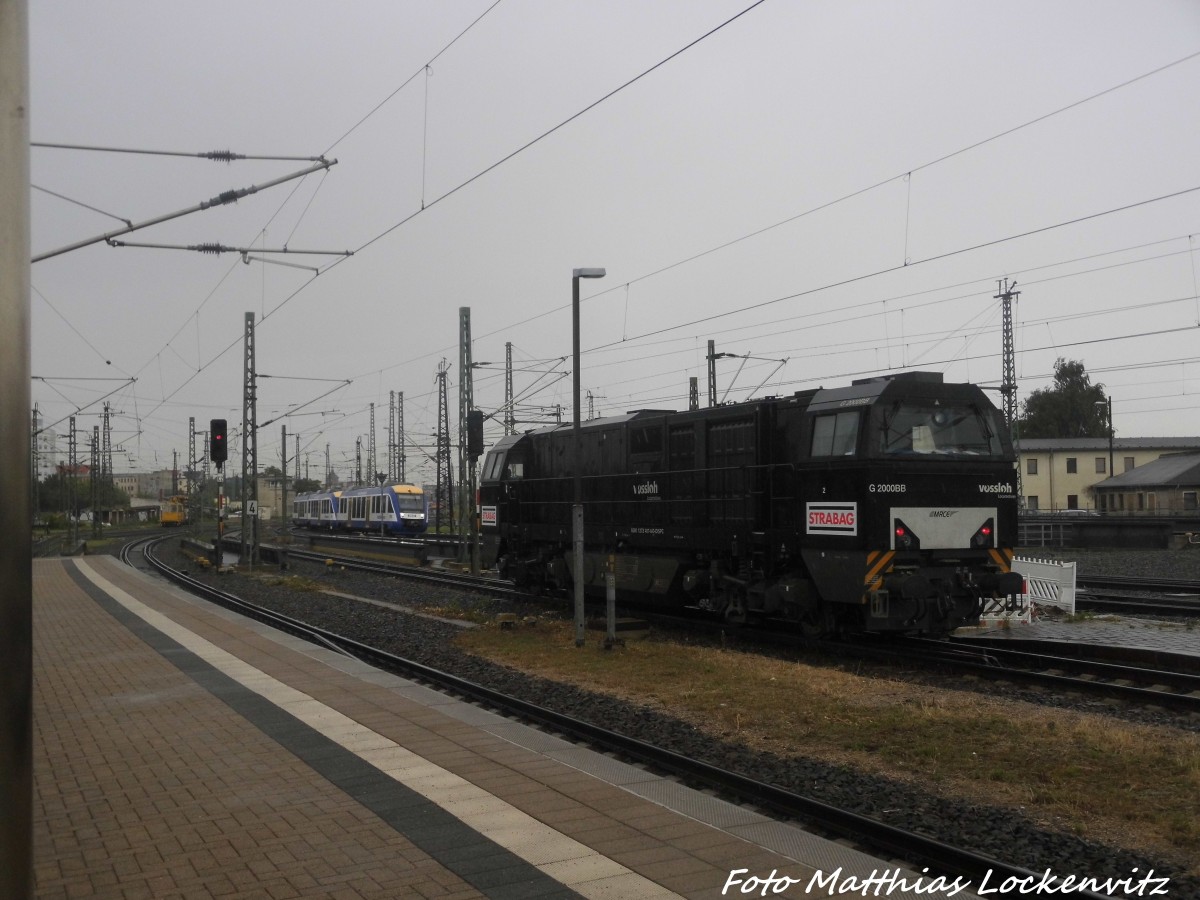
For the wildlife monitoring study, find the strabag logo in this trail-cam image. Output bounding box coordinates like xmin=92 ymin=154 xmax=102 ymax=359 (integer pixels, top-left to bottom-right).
xmin=807 ymin=501 xmax=857 ymax=536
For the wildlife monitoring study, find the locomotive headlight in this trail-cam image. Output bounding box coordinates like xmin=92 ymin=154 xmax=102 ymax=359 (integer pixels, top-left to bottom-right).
xmin=893 ymin=518 xmax=920 ymax=550
xmin=971 ymin=517 xmax=996 ymax=548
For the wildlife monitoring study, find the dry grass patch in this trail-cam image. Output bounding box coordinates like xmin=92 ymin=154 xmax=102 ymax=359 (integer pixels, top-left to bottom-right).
xmin=456 ymin=618 xmax=1200 ymax=874
xmin=251 ymin=573 xmax=326 ymax=592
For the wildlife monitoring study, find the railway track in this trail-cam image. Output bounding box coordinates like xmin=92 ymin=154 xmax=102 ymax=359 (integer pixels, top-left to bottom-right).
xmin=230 ymin=538 xmax=1200 ymax=716
xmin=923 ymin=637 xmax=1200 ymax=715
xmin=1079 ymin=574 xmax=1200 ymax=595
xmin=284 ymin=545 xmax=524 ymax=597
xmin=1076 ymin=574 xmax=1200 ymax=617
xmin=122 ymin=534 xmax=1119 ymax=897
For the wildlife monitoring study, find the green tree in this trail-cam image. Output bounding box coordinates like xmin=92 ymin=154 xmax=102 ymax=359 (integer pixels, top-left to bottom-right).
xmin=1017 ymin=358 xmax=1110 ymax=439
xmin=35 ymin=472 xmax=130 ymax=516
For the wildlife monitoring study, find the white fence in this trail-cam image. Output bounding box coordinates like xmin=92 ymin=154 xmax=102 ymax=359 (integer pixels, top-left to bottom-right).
xmin=978 ymin=556 xmax=1077 ymax=625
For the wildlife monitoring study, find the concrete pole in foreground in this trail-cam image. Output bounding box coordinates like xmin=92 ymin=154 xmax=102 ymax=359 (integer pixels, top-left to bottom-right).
xmin=571 ymin=268 xmax=605 ymax=647
xmin=1 ymin=1 xmax=33 ymax=895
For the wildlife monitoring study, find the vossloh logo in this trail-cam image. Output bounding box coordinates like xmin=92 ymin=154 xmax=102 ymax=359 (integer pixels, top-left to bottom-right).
xmin=807 ymin=501 xmax=857 ymax=536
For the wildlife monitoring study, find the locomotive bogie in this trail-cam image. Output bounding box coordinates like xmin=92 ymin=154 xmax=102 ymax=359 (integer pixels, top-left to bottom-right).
xmin=480 ymin=372 xmax=1021 ymax=637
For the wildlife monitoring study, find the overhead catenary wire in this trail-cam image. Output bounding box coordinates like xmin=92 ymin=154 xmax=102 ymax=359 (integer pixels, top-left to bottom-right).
xmin=31 ymin=184 xmax=132 ymax=227
xmin=585 ymin=244 xmax=1200 ymax=375
xmin=574 ymin=48 xmax=1200 ymax=306
xmin=331 ymin=0 xmax=772 ymax=266
xmin=321 ymin=0 xmax=506 ymax=157
xmin=30 ymin=142 xmax=330 ymax=163
xmin=590 ymin=184 xmax=1200 ymax=353
xmin=54 ymin=3 xmax=516 ymax=449
xmin=32 ymin=158 xmax=338 ymax=262
xmin=585 ymin=279 xmax=1200 ymax=407
xmin=131 ymin=179 xmax=1200 ymax=459
xmin=31 ymin=16 xmax=1200 ymax=463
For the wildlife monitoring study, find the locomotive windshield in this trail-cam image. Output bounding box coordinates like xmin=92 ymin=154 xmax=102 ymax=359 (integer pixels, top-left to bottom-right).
xmin=481 ymin=449 xmax=524 ymax=481
xmin=811 ymin=410 xmax=862 ymax=456
xmin=877 ymin=402 xmax=1004 ymax=457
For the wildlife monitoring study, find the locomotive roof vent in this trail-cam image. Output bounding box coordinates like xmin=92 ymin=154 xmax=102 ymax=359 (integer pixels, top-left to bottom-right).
xmin=851 ymin=371 xmax=944 ymax=386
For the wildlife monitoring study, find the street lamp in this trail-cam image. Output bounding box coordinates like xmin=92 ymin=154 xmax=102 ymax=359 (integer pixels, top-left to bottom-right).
xmin=572 ymin=267 xmax=605 ymax=647
xmin=1095 ymin=397 xmax=1114 ymax=509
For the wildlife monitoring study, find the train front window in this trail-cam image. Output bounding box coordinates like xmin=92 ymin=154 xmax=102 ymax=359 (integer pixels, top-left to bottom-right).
xmin=395 ymin=495 xmax=423 ymax=511
xmin=482 ymin=450 xmax=505 ymax=481
xmin=878 ymin=402 xmax=1003 ymax=457
xmin=482 ymin=448 xmax=524 ymax=480
xmin=811 ymin=410 xmax=861 ymax=457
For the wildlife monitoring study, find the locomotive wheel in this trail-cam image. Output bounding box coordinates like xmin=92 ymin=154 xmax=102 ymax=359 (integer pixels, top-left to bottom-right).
xmin=723 ymin=596 xmax=748 ymax=626
xmin=799 ymin=607 xmax=832 ymax=639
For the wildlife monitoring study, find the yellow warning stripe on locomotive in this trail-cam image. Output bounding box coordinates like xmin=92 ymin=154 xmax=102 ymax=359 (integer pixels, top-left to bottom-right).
xmin=988 ymin=547 xmax=1014 ymax=571
xmin=865 ymin=550 xmax=895 ymax=590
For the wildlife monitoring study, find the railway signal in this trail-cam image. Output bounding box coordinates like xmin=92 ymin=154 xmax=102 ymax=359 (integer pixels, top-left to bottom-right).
xmin=467 ymin=409 xmax=484 ymax=460
xmin=210 ymin=419 xmax=227 ymax=465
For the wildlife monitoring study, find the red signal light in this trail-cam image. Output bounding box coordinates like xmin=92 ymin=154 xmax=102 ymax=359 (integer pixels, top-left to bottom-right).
xmin=210 ymin=418 xmax=228 ymax=464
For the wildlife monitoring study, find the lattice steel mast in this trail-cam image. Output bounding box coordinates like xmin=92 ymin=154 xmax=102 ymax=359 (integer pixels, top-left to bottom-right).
xmin=241 ymin=311 xmax=258 ymax=564
xmin=458 ymin=307 xmax=475 ymax=547
xmin=388 ymin=391 xmax=397 ymax=483
xmin=434 ymin=359 xmax=454 ymax=535
xmin=996 ymin=278 xmax=1022 ymax=501
xmin=367 ymin=402 xmax=377 ymax=485
xmin=90 ymin=426 xmax=100 ymax=536
xmin=504 ymin=342 xmax=515 ymax=435
xmin=101 ymin=401 xmax=113 ymax=486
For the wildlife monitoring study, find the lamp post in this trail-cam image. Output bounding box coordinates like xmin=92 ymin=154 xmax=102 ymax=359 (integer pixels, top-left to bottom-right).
xmin=572 ymin=267 xmax=605 ymax=647
xmin=1095 ymin=397 xmax=1113 ymax=509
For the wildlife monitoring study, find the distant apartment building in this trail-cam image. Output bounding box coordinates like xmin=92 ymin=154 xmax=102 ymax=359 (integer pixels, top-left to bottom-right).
xmin=137 ymin=469 xmax=181 ymax=500
xmin=1018 ymin=437 xmax=1200 ymax=512
xmin=32 ymin=413 xmax=58 ymax=480
xmin=1090 ymin=452 xmax=1200 ymax=515
xmin=112 ymin=473 xmax=139 ymax=500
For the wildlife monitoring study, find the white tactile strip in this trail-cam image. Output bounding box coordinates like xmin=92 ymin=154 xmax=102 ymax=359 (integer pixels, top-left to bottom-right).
xmin=73 ymin=559 xmax=681 ymax=900
xmin=95 ymin=557 xmax=984 ymax=900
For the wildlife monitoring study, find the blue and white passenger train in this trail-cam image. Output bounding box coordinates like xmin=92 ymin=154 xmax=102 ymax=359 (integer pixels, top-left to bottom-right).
xmin=291 ymin=483 xmax=427 ymax=535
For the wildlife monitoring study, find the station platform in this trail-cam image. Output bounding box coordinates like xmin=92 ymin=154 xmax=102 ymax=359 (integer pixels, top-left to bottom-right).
xmin=32 ymin=557 xmax=959 ymax=900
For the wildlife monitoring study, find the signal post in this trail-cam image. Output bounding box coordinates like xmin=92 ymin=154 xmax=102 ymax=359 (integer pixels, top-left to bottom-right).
xmin=211 ymin=419 xmax=228 ymax=558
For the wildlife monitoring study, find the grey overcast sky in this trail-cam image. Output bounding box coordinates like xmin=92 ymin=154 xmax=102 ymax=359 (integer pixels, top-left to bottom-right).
xmin=29 ymin=1 xmax=1200 ymax=482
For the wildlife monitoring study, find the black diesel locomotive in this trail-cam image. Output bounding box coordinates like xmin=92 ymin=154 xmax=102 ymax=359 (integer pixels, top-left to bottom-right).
xmin=479 ymin=371 xmax=1023 ymax=636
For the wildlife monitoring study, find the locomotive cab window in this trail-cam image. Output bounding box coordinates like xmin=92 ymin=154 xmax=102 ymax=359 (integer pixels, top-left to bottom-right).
xmin=878 ymin=402 xmax=1003 ymax=457
xmin=811 ymin=410 xmax=860 ymax=457
xmin=482 ymin=451 xmax=505 ymax=481
xmin=482 ymin=450 xmax=523 ymax=481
